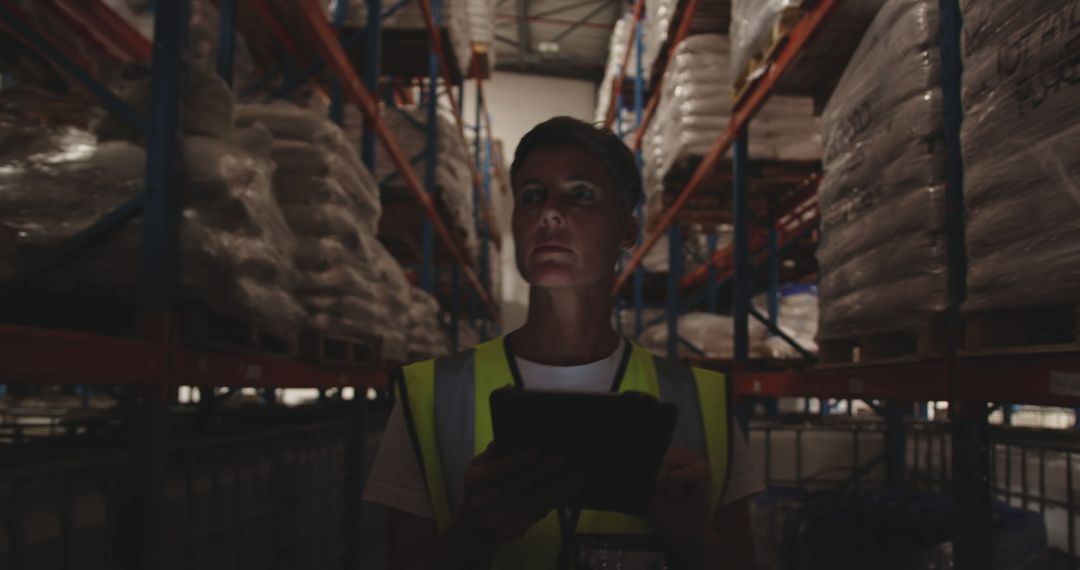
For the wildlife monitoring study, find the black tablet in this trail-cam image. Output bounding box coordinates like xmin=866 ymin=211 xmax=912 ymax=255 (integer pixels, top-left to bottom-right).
xmin=490 ymin=387 xmax=677 ymax=516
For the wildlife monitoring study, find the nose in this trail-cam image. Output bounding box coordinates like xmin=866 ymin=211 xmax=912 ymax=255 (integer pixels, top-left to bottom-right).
xmin=540 ymin=196 xmax=564 ymax=228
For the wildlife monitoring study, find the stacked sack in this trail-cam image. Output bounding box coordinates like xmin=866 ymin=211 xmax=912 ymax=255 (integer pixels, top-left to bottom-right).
xmin=642 ymin=0 xmax=730 ymax=83
xmin=371 ymin=240 xmax=412 ymax=363
xmin=329 ymin=0 xmax=473 ymax=78
xmin=375 ymin=107 xmax=479 ymax=263
xmin=816 ymin=0 xmax=946 ymax=341
xmin=234 ymin=103 xmax=409 ymax=360
xmin=407 ymin=287 xmax=451 ymax=360
xmin=0 ymin=95 xmax=306 ymax=341
xmin=960 ymin=0 xmax=1080 ymax=318
xmin=642 ymin=35 xmax=820 ymax=221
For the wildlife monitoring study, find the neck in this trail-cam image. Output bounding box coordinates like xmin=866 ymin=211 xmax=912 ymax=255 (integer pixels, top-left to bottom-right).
xmin=511 ymin=278 xmax=620 ymax=366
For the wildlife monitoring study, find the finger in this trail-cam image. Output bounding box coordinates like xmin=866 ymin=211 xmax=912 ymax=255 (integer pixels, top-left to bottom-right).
xmin=668 ymin=461 xmax=711 ymax=485
xmin=486 ymin=471 xmax=578 ymax=533
xmin=469 ymin=457 xmax=566 ymax=512
xmin=467 ymin=450 xmax=537 ymax=488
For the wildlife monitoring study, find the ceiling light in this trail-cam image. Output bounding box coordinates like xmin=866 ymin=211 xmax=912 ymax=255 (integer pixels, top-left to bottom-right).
xmin=536 ymin=41 xmax=560 ymax=54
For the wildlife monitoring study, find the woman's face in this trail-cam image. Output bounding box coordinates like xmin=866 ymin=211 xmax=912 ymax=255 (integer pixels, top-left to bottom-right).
xmin=511 ymin=146 xmax=635 ymax=288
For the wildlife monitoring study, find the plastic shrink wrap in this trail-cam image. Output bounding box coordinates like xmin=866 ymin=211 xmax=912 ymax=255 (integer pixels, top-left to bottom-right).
xmin=375 ymin=107 xmax=479 ymax=263
xmin=730 ymin=0 xmax=802 ymax=84
xmin=329 ymin=0 xmax=473 ymax=80
xmin=0 ymin=123 xmax=307 ymax=341
xmin=960 ymin=0 xmax=1080 ymax=314
xmin=815 ymin=0 xmax=947 ymax=341
xmin=729 ymin=0 xmax=884 ymax=86
xmin=407 ymin=287 xmax=451 ymax=360
xmin=237 ymin=103 xmax=393 ymax=346
xmin=642 ymin=35 xmax=820 ymax=221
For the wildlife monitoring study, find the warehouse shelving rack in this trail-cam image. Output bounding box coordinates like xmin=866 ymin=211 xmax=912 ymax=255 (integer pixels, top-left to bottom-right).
xmin=605 ymin=0 xmax=1080 ymax=567
xmin=0 ymin=0 xmax=501 ymax=567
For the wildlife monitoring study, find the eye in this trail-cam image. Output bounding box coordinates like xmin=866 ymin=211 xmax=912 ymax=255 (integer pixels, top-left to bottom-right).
xmin=518 ymin=187 xmax=544 ymax=206
xmin=570 ymin=183 xmax=596 ymax=202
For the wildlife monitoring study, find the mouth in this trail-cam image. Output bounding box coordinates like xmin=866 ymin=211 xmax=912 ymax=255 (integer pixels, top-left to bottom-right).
xmin=533 ymin=241 xmax=571 ymax=254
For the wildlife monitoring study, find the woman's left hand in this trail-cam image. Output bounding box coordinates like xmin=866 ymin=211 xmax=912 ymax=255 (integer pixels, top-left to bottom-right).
xmin=649 ymin=447 xmax=712 ymax=547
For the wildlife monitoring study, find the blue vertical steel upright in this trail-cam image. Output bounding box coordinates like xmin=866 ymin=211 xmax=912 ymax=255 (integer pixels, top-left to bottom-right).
xmin=469 ymin=82 xmax=483 ymax=334
xmin=330 ymin=0 xmax=349 ymax=125
xmin=632 ymin=16 xmax=645 ymax=339
xmin=938 ymin=0 xmax=987 ymax=566
xmin=481 ymin=132 xmax=494 ymax=339
xmin=216 ymin=0 xmax=238 ymax=86
xmin=732 ymin=127 xmax=750 ymax=365
xmin=766 ymin=198 xmax=780 ymax=329
xmin=135 ymin=2 xmax=189 ymax=568
xmin=361 ymin=0 xmax=383 ymax=170
xmin=706 ymin=232 xmax=719 ymax=314
xmin=421 ymin=0 xmax=442 ymax=293
xmin=346 ymin=5 xmax=381 ymax=566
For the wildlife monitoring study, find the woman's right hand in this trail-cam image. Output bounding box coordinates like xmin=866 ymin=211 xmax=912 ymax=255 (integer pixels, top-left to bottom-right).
xmin=462 ymin=443 xmax=580 ymax=542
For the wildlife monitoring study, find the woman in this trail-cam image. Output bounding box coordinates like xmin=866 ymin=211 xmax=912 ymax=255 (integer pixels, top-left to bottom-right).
xmin=365 ymin=117 xmax=762 ymax=569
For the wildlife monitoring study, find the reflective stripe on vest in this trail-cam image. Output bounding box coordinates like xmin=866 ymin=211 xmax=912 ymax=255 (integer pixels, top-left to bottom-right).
xmin=395 ymin=335 xmax=732 ymax=567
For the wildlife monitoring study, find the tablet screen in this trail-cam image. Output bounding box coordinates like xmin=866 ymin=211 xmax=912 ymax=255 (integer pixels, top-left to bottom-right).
xmin=490 ymin=388 xmax=677 ymax=516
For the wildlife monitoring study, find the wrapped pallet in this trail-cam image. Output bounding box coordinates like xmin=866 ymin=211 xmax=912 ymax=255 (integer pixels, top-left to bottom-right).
xmin=330 ymin=0 xmax=473 ymax=78
xmin=0 ymin=122 xmax=307 ymax=342
xmin=375 ymin=107 xmax=479 ymax=263
xmin=960 ymin=0 xmax=1080 ymax=318
xmin=236 ymin=103 xmax=395 ymax=351
xmin=816 ymin=0 xmax=945 ymax=342
xmin=642 ymin=34 xmax=820 ymax=221
xmin=730 ymin=0 xmax=884 ymax=88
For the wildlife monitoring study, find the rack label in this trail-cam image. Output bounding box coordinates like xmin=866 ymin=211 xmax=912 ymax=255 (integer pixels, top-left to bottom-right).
xmin=1049 ymin=371 xmax=1080 ymax=397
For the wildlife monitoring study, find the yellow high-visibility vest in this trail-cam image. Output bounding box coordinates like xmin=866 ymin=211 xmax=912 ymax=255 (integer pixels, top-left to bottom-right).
xmin=393 ymin=335 xmax=732 ymax=568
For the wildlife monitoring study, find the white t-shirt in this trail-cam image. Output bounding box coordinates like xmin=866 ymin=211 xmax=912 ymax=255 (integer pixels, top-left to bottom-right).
xmin=363 ymin=341 xmax=765 ymax=518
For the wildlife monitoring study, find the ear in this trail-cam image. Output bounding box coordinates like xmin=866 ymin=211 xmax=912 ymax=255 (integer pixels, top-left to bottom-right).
xmin=620 ymin=213 xmax=639 ymax=251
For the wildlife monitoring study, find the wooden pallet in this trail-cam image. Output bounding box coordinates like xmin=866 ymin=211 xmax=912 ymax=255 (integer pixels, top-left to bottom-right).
xmin=963 ymin=305 xmax=1080 ymax=353
xmin=299 ymin=331 xmax=381 ymax=367
xmin=818 ymin=315 xmax=948 ymax=365
xmin=182 ymin=306 xmax=298 ymax=357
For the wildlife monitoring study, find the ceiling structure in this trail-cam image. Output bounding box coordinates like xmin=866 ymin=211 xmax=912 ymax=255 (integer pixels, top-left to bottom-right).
xmin=493 ymin=0 xmax=625 ymax=81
